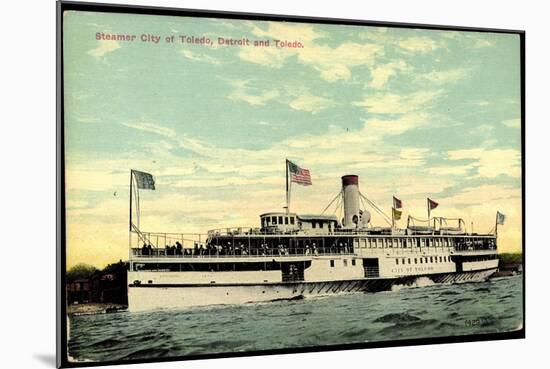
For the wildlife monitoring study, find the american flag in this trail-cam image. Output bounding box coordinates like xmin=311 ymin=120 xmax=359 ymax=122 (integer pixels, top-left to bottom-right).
xmin=288 ymin=160 xmax=312 ymax=186
xmin=132 ymin=170 xmax=156 ymax=190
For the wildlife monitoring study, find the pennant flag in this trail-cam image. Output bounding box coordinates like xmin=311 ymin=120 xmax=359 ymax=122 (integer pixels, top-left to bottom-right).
xmin=392 ymin=207 xmax=402 ymax=221
xmin=496 ymin=211 xmax=506 ymax=225
xmin=393 ymin=196 xmax=402 ymax=209
xmin=133 ymin=170 xmax=156 ymax=190
xmin=288 ymin=160 xmax=312 ymax=186
xmin=428 ymin=198 xmax=439 ymax=210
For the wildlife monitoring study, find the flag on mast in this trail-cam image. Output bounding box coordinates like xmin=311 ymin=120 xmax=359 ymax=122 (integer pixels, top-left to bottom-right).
xmin=133 ymin=170 xmax=156 ymax=190
xmin=427 ymin=198 xmax=439 ymax=210
xmin=288 ymin=160 xmax=312 ymax=186
xmin=393 ymin=196 xmax=402 ymax=209
xmin=392 ymin=207 xmax=402 ymax=221
xmin=496 ymin=211 xmax=506 ymax=225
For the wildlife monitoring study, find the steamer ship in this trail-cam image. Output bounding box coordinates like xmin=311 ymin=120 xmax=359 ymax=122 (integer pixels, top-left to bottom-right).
xmin=127 ymin=165 xmax=502 ymax=312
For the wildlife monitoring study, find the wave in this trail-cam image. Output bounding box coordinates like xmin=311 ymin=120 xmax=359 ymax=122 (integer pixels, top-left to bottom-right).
xmin=374 ymin=313 xmax=421 ymax=324
xmin=391 ymin=277 xmax=436 ymax=291
xmin=447 ymin=297 xmax=474 ymax=306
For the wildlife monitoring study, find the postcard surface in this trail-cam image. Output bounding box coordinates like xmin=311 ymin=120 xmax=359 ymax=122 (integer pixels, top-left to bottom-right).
xmin=59 ymin=4 xmax=524 ymax=366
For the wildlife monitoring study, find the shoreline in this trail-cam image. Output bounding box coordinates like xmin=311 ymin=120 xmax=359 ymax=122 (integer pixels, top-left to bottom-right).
xmin=67 ymin=303 xmax=127 ymax=316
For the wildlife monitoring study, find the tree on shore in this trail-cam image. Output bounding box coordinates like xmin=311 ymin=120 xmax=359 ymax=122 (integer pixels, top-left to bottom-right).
xmin=66 ymin=263 xmax=99 ymax=282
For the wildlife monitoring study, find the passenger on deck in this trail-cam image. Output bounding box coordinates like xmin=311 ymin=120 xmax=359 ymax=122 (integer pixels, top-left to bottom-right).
xmin=147 ymin=244 xmax=153 ymax=255
xmin=141 ymin=243 xmax=148 ymax=256
xmin=176 ymin=242 xmax=183 ymax=256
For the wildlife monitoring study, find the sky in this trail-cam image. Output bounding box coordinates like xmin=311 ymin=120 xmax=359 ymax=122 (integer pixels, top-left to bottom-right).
xmin=63 ymin=11 xmax=522 ymax=268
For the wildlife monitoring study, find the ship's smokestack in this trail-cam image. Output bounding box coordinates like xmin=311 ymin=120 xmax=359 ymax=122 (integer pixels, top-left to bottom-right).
xmin=342 ymin=175 xmax=360 ymax=228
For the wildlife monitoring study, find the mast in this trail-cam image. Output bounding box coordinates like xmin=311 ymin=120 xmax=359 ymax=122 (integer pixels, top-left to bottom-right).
xmin=129 ymin=169 xmax=133 ymax=270
xmin=129 ymin=169 xmax=133 ymax=231
xmin=495 ymin=212 xmax=498 ymax=238
xmin=285 ymin=159 xmax=290 ymax=213
xmin=426 ymin=198 xmax=430 ymax=226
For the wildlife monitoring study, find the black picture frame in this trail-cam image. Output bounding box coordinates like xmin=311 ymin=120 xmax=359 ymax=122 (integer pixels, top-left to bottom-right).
xmin=56 ymin=1 xmax=525 ymax=367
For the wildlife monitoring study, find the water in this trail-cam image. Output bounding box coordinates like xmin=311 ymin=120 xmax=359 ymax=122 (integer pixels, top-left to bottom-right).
xmin=68 ymin=275 xmax=523 ymax=362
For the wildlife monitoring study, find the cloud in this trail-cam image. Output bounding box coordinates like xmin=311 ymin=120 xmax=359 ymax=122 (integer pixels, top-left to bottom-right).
xmin=298 ymin=42 xmax=384 ymax=82
xmin=441 ymin=184 xmax=520 ymax=206
xmin=415 ymin=68 xmax=470 ymax=85
xmin=469 ymin=123 xmax=495 ymax=136
xmin=121 ymin=121 xmax=176 ymax=138
xmin=353 ymin=90 xmax=442 ymax=114
xmin=87 ymin=40 xmax=120 ymax=58
xmin=398 ymin=36 xmax=441 ymax=53
xmin=180 ymin=49 xmax=221 ymax=65
xmin=288 ymin=93 xmax=333 ymax=113
xmin=238 ymin=22 xmax=384 ymax=82
xmin=474 ymin=38 xmax=494 ymax=48
xmin=227 ymin=80 xmax=280 ymax=106
xmin=502 ymin=118 xmax=521 ymax=129
xmin=426 ymin=164 xmax=476 ymax=176
xmin=368 ymin=60 xmax=408 ymax=88
xmin=447 ymin=148 xmax=521 ymax=179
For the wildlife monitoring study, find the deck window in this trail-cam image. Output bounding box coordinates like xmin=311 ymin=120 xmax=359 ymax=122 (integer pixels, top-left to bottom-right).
xmin=271 ymin=216 xmax=277 ymax=224
xmin=330 ymin=260 xmax=335 ymax=267
xmin=278 ymin=216 xmax=283 ymax=224
xmin=285 ymin=217 xmax=289 ymax=225
xmin=344 ymin=259 xmax=348 ymax=267
xmin=352 ymin=259 xmax=356 ymax=266
xmin=414 ymin=258 xmax=418 ymax=264
xmin=408 ymin=258 xmax=411 ymax=264
xmin=430 ymin=257 xmax=433 ymax=263
xmin=319 ymin=222 xmax=324 ymax=229
xmin=395 ymin=259 xmax=399 ymax=265
xmin=312 ymin=222 xmax=316 ymax=229
xmin=290 ymin=217 xmax=295 ymax=225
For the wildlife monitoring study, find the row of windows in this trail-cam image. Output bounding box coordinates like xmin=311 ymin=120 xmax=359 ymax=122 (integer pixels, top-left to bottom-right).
xmin=312 ymin=221 xmax=337 ymax=229
xmin=356 ymin=237 xmax=457 ymax=249
xmin=329 ymin=259 xmax=356 ymax=267
xmin=263 ymin=216 xmax=296 ymax=226
xmin=396 ymin=255 xmax=451 ymax=265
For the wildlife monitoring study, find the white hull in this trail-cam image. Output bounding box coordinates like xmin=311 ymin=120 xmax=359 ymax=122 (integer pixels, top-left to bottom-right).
xmin=127 ymin=268 xmax=496 ymax=312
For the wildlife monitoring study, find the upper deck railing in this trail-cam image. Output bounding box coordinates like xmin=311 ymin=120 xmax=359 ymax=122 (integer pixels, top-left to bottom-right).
xmin=206 ymin=226 xmax=495 ymax=238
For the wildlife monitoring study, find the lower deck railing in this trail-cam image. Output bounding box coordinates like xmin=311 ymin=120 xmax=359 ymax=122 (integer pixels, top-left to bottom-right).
xmin=131 ymin=247 xmax=354 ymax=259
